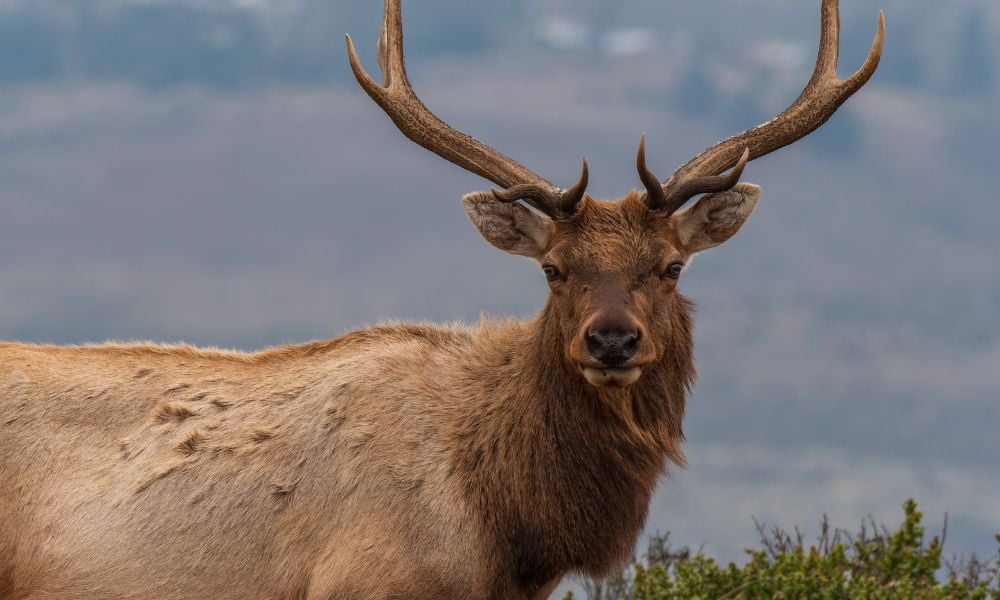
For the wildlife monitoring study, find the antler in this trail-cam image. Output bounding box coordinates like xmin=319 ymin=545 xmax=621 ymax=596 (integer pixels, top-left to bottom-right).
xmin=346 ymin=0 xmax=587 ymax=219
xmin=642 ymin=0 xmax=885 ymax=214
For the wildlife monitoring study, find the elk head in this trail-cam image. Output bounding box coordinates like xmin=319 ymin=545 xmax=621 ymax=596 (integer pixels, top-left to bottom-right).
xmin=347 ymin=0 xmax=883 ymax=389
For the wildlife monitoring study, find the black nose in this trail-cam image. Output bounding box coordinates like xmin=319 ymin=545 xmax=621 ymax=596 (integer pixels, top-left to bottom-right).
xmin=586 ymin=327 xmax=639 ymax=367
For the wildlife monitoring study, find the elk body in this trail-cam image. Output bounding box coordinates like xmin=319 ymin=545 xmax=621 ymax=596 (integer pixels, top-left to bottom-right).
xmin=0 ymin=1 xmax=883 ymax=598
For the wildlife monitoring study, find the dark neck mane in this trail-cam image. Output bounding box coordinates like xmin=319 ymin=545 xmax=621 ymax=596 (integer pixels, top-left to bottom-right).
xmin=454 ymin=296 xmax=695 ymax=596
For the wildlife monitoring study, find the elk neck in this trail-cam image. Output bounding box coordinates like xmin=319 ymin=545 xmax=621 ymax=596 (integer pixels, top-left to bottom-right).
xmin=451 ymin=295 xmax=695 ymax=593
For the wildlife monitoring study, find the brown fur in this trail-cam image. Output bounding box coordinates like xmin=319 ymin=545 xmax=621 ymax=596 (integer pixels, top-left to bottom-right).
xmin=0 ymin=192 xmax=710 ymax=599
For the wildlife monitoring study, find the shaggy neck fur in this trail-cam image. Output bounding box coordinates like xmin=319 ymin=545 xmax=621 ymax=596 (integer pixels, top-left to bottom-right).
xmin=454 ymin=294 xmax=695 ymax=597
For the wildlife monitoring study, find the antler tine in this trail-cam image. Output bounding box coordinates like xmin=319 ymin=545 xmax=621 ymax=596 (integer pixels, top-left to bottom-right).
xmin=345 ymin=0 xmax=587 ymax=219
xmin=492 ymin=158 xmax=588 ymax=220
xmin=375 ymin=0 xmax=405 ymax=88
xmin=637 ymin=134 xmax=667 ymax=210
xmin=638 ymin=135 xmax=748 ymax=214
xmin=653 ymin=148 xmax=750 ymax=214
xmin=649 ymin=0 xmax=884 ymax=214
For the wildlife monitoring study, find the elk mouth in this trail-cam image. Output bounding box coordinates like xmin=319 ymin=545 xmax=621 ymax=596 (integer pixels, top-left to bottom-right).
xmin=581 ymin=366 xmax=642 ymax=388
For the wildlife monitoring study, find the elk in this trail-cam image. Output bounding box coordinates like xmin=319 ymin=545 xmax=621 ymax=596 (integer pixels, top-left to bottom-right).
xmin=0 ymin=1 xmax=883 ymax=598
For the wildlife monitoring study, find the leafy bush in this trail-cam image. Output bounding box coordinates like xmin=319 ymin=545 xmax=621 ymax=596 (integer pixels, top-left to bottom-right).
xmin=567 ymin=499 xmax=1000 ymax=599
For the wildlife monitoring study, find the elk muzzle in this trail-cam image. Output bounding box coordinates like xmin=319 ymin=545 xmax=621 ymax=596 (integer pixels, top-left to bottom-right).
xmin=575 ymin=312 xmax=651 ymax=388
xmin=586 ymin=326 xmax=639 ymax=368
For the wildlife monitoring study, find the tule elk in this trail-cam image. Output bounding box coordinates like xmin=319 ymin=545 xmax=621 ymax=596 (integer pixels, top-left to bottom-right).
xmin=0 ymin=0 xmax=884 ymax=598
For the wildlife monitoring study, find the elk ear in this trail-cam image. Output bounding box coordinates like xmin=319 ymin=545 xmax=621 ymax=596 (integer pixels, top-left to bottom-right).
xmin=463 ymin=191 xmax=551 ymax=260
xmin=673 ymin=183 xmax=761 ymax=254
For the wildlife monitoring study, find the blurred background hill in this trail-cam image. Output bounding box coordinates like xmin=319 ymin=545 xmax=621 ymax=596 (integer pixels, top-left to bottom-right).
xmin=0 ymin=0 xmax=997 ymax=594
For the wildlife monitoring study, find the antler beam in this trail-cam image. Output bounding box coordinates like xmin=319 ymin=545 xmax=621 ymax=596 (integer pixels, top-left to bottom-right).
xmin=346 ymin=0 xmax=587 ymax=219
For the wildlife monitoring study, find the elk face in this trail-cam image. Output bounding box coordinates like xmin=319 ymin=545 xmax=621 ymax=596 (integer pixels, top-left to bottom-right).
xmin=464 ymin=176 xmax=760 ymax=388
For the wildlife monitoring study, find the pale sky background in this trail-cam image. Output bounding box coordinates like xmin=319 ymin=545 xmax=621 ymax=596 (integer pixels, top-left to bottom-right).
xmin=0 ymin=0 xmax=997 ymax=595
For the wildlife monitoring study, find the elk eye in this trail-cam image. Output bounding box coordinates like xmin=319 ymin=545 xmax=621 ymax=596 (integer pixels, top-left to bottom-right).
xmin=542 ymin=264 xmax=562 ymax=281
xmin=663 ymin=262 xmax=684 ymax=280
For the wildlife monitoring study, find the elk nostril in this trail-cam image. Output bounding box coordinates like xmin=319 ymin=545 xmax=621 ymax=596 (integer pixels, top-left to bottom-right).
xmin=585 ymin=329 xmax=605 ymax=357
xmin=622 ymin=331 xmax=639 ymax=353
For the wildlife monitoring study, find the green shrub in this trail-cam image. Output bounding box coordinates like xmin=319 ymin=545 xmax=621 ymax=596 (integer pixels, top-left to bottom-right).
xmin=567 ymin=499 xmax=1000 ymax=599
